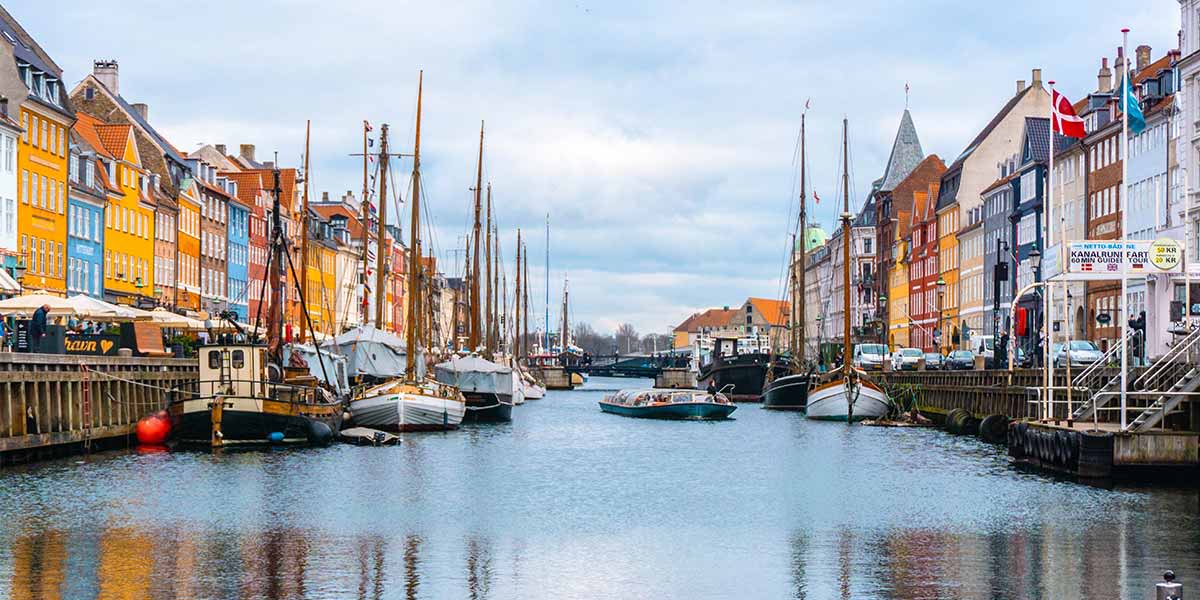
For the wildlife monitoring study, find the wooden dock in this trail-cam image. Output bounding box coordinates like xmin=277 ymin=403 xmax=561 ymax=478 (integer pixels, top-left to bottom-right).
xmin=0 ymin=353 xmax=197 ymax=463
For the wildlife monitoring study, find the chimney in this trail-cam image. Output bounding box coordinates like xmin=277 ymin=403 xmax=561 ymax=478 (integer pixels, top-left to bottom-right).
xmin=1031 ymin=68 xmax=1042 ymax=88
xmin=1016 ymin=79 xmax=1027 ymax=95
xmin=1136 ymin=45 xmax=1151 ymax=72
xmin=215 ymin=144 xmax=227 ymax=155
xmin=92 ymin=60 xmax=119 ymax=95
xmin=239 ymin=144 xmax=256 ymax=163
xmin=131 ymin=103 xmax=148 ymax=121
xmin=1098 ymin=57 xmax=1112 ymax=93
xmin=322 ymin=191 xmax=329 ymax=202
xmin=1115 ymin=47 xmax=1126 ymax=85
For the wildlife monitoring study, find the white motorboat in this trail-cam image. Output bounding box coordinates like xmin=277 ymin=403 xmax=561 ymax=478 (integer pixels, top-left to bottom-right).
xmin=349 ymin=379 xmax=465 ymax=432
xmin=522 ymin=370 xmax=546 ymax=399
xmin=805 ymin=376 xmax=891 ymax=422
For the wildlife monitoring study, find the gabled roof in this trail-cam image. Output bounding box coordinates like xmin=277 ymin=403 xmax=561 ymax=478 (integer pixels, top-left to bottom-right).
xmin=313 ymin=203 xmax=363 ymax=238
xmin=73 ymin=74 xmax=187 ymax=168
xmin=877 ymin=109 xmax=925 ymax=193
xmin=1019 ymin=117 xmax=1072 ymax=167
xmin=72 ymin=113 xmax=114 ymax=160
xmin=94 ymin=123 xmax=136 ymax=163
xmin=948 ymin=86 xmax=1038 ymax=174
xmin=0 ymin=6 xmax=73 ymax=121
xmin=747 ymin=297 xmax=790 ymax=327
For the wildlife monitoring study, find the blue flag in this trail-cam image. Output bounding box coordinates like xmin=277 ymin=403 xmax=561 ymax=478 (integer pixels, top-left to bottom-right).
xmin=1121 ymin=76 xmax=1146 ymax=134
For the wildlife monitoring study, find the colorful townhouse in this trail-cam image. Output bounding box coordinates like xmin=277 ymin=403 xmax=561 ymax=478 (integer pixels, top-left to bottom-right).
xmin=936 ymin=70 xmax=1048 ymax=350
xmin=66 ymin=129 xmax=108 ymax=298
xmin=908 ymin=180 xmax=943 ymax=352
xmin=219 ymin=165 xmax=267 ymax=322
xmin=882 ymin=155 xmax=945 ymax=350
xmin=872 ymin=109 xmax=925 ymax=337
xmin=313 ymin=190 xmax=365 ymax=333
xmin=980 ymin=158 xmax=1018 ymax=342
xmin=175 ymin=178 xmax=201 ymax=313
xmin=0 ymin=28 xmax=28 ymax=288
xmin=189 ymin=157 xmax=230 ymax=318
xmin=1124 ymin=47 xmax=1179 ymax=360
xmin=1083 ymin=88 xmax=1123 ymax=351
xmin=71 ymin=60 xmax=196 ymax=311
xmin=227 ymin=195 xmax=249 ymax=322
xmin=0 ymin=9 xmax=73 ymax=296
xmin=72 ymin=113 xmax=154 ymax=305
xmin=1179 ymin=3 xmax=1200 ymax=318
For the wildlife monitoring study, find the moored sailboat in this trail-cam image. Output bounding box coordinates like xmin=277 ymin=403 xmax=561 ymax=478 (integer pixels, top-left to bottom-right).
xmin=764 ymin=110 xmax=813 ymax=410
xmin=805 ymin=117 xmax=891 ymax=422
xmin=347 ymin=73 xmax=467 ymax=432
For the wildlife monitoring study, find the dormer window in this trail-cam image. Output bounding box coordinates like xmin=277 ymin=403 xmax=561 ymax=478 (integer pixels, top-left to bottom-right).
xmin=85 ymin=86 xmax=95 ymax=101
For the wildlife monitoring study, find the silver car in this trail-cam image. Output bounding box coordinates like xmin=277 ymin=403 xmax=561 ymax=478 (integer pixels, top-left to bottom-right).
xmin=891 ymin=347 xmax=923 ymax=371
xmin=1052 ymin=341 xmax=1104 ymax=368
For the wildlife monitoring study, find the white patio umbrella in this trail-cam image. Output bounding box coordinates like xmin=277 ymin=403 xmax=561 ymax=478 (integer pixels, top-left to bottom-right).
xmin=138 ymin=307 xmax=207 ymax=330
xmin=0 ymin=291 xmax=75 ymax=317
xmin=64 ymin=295 xmax=145 ymax=321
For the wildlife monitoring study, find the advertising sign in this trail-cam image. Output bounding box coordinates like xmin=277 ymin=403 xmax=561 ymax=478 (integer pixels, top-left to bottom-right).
xmin=1049 ymin=240 xmax=1186 ymax=280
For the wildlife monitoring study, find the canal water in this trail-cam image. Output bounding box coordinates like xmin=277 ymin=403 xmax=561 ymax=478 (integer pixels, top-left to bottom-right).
xmin=0 ymin=376 xmax=1195 ymax=599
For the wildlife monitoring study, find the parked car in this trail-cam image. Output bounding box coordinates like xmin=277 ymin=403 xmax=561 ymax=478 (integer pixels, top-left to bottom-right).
xmin=853 ymin=343 xmax=888 ymax=370
xmin=891 ymin=347 xmax=923 ymax=371
xmin=923 ymin=352 xmax=945 ymax=370
xmin=1052 ymin=340 xmax=1104 ymax=368
xmin=946 ymin=350 xmax=975 ymax=370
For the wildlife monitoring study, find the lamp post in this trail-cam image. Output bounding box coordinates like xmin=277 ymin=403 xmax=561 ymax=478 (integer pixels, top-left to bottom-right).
xmin=1028 ymin=247 xmax=1042 ymax=367
xmin=815 ymin=314 xmax=824 ymax=370
xmin=936 ymin=275 xmax=946 ymax=354
xmin=878 ymin=293 xmax=888 ymax=347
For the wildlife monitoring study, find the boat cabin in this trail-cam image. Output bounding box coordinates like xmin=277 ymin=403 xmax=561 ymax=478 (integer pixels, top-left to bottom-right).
xmin=606 ymin=389 xmax=730 ymax=407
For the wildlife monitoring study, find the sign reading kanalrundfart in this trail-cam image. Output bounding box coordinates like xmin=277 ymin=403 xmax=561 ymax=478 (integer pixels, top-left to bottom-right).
xmin=1063 ymin=240 xmax=1183 ymax=279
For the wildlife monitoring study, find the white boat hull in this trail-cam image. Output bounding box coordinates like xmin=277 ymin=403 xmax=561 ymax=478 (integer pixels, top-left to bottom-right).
xmin=805 ymin=379 xmax=890 ymax=422
xmin=512 ymin=376 xmax=527 ymax=405
xmin=524 ymin=383 xmax=545 ymax=399
xmin=350 ymin=388 xmax=465 ymax=432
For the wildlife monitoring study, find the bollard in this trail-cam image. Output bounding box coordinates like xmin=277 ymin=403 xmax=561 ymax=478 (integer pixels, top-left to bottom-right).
xmin=1157 ymin=570 xmax=1182 ymax=600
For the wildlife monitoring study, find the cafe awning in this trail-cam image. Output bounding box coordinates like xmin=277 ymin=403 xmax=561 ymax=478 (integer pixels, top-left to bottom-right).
xmin=0 ymin=269 xmax=20 ymax=294
xmin=0 ymin=291 xmax=74 ymax=317
xmin=65 ymin=295 xmax=146 ymax=321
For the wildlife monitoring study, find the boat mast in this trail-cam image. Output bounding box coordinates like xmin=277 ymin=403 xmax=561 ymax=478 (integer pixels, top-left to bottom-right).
xmin=544 ymin=214 xmax=549 ymax=352
xmin=515 ymin=229 xmax=522 ymax=364
xmin=267 ymin=165 xmax=285 ymax=365
xmin=299 ymin=119 xmax=311 ymax=343
xmin=523 ymin=240 xmax=530 ymax=363
xmin=841 ymin=117 xmax=852 ymax=379
xmin=485 ymin=183 xmax=493 ymax=356
xmin=492 ymin=222 xmax=500 ymax=355
xmin=561 ymin=278 xmax=569 ymax=353
xmin=374 ymin=125 xmax=390 ymax=328
xmin=796 ymin=112 xmax=807 ymax=370
xmin=470 ymin=123 xmax=484 ymax=351
xmin=405 ymin=72 xmax=423 ymax=378
xmin=360 ymin=121 xmax=371 ymax=325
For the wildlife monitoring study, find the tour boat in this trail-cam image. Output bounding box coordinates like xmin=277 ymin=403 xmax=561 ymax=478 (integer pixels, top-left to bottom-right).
xmin=762 ymin=371 xmax=811 ymax=410
xmin=804 ymin=376 xmax=890 ymax=422
xmin=805 ymin=117 xmax=893 ymax=423
xmin=435 ymin=354 xmax=514 ymax=422
xmin=599 ymin=388 xmax=736 ymax=420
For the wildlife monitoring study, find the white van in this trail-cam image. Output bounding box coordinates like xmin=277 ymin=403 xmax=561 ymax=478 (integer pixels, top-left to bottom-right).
xmin=972 ymin=334 xmax=995 ymax=364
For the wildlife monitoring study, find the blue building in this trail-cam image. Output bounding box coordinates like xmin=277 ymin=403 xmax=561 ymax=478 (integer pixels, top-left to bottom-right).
xmin=227 ymin=197 xmax=250 ymax=321
xmin=66 ymin=131 xmax=106 ymax=298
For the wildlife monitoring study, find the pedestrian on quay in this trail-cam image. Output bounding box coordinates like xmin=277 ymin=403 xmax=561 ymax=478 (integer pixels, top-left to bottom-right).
xmin=30 ymin=303 xmax=49 ymax=353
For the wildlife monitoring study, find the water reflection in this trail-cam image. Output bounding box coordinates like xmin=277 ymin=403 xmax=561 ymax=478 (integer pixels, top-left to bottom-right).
xmin=0 ymin=377 xmax=1196 ymax=599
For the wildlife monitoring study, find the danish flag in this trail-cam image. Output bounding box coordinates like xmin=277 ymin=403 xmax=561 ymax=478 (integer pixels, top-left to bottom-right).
xmin=1052 ymin=90 xmax=1086 ymax=138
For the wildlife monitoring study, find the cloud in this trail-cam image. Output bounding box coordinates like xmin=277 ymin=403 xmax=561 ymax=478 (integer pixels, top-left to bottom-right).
xmin=9 ymin=0 xmax=1180 ymax=334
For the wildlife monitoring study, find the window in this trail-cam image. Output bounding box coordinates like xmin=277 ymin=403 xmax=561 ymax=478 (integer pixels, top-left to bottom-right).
xmin=208 ymin=350 xmax=222 ymax=369
xmin=20 ymin=169 xmax=27 ymax=204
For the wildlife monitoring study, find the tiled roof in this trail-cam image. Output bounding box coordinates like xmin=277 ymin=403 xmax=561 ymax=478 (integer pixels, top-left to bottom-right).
xmin=855 ymin=195 xmax=877 ymax=227
xmin=94 ymin=123 xmax=132 ymax=159
xmin=878 ymin=109 xmax=924 ymax=193
xmin=748 ymin=297 xmax=790 ymax=327
xmin=687 ymin=308 xmax=737 ymax=330
xmin=981 ymin=171 xmax=1019 ymax=196
xmin=1133 ymin=55 xmax=1172 ymax=85
xmin=1021 ymin=117 xmax=1072 ymax=166
xmin=72 ymin=113 xmax=114 ymax=159
xmin=0 ymin=6 xmax=73 ymax=121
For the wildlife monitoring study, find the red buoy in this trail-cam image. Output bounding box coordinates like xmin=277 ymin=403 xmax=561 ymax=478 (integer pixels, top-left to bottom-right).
xmin=136 ymin=410 xmax=172 ymax=445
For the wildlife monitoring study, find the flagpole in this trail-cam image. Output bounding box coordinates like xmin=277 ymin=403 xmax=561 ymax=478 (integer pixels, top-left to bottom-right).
xmin=1120 ymin=27 xmax=1130 ymax=430
xmin=1046 ymin=80 xmax=1056 ymax=421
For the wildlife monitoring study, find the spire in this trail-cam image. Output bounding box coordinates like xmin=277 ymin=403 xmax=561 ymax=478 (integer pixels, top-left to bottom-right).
xmin=877 ymin=109 xmax=925 ymax=193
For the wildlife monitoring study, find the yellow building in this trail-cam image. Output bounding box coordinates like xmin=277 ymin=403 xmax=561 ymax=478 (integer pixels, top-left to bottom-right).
xmin=887 ymin=217 xmax=910 ymax=350
xmin=14 ymin=54 xmax=74 ymax=295
xmin=175 ymin=179 xmax=202 ymax=312
xmin=76 ymin=114 xmax=154 ymax=304
xmin=936 ymin=203 xmax=960 ymax=349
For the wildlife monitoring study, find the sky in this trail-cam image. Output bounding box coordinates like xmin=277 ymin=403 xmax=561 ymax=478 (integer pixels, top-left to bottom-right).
xmin=8 ymin=0 xmax=1179 ymax=335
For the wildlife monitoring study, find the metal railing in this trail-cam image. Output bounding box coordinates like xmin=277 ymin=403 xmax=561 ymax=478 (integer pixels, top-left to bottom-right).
xmin=1069 ymin=329 xmax=1140 ymax=422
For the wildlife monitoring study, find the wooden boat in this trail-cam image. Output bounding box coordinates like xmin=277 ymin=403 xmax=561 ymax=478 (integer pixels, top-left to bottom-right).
xmin=764 ymin=110 xmax=812 ymax=411
xmin=347 ymin=73 xmax=466 ymax=432
xmin=168 ymin=343 xmax=342 ymax=446
xmin=806 ymin=117 xmax=893 ymax=423
xmin=435 ymin=354 xmax=514 ymax=422
xmin=599 ymin=388 xmax=736 ymax=420
xmin=697 ymin=337 xmax=773 ymax=402
xmin=762 ymin=371 xmax=811 ymax=410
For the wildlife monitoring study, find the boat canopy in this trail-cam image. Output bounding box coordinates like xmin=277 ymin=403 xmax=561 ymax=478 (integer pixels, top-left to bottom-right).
xmin=607 ymin=389 xmax=726 ymax=406
xmin=286 ymin=344 xmax=351 ymax=396
xmin=434 ymin=354 xmax=512 ymax=395
xmin=321 ymin=325 xmax=424 ymax=379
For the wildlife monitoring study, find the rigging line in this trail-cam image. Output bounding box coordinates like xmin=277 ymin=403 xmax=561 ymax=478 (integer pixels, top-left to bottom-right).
xmin=774 ymin=123 xmax=805 ymax=311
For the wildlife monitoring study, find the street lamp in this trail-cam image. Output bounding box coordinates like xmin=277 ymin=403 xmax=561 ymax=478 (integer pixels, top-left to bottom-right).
xmin=878 ymin=293 xmax=888 ymax=346
xmin=936 ymin=275 xmax=946 ymax=353
xmin=815 ymin=315 xmax=824 ymax=369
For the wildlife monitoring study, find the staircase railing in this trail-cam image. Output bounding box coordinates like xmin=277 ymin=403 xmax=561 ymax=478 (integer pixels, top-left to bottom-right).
xmin=1069 ymin=329 xmax=1139 ymax=422
xmin=1122 ymin=325 xmax=1200 ymax=432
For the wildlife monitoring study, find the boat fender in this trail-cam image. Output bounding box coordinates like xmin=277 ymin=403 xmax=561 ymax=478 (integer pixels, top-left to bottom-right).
xmin=307 ymin=420 xmax=334 ymax=446
xmin=962 ymin=416 xmax=980 ymax=436
xmin=136 ymin=410 xmax=172 ymax=445
xmin=945 ymin=408 xmax=969 ymax=434
xmin=268 ymin=431 xmax=285 ymax=443
xmin=979 ymin=415 xmax=1008 ymax=444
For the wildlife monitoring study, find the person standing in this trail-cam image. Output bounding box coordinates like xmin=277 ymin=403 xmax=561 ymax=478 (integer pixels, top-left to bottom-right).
xmin=29 ymin=304 xmax=49 ymax=353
